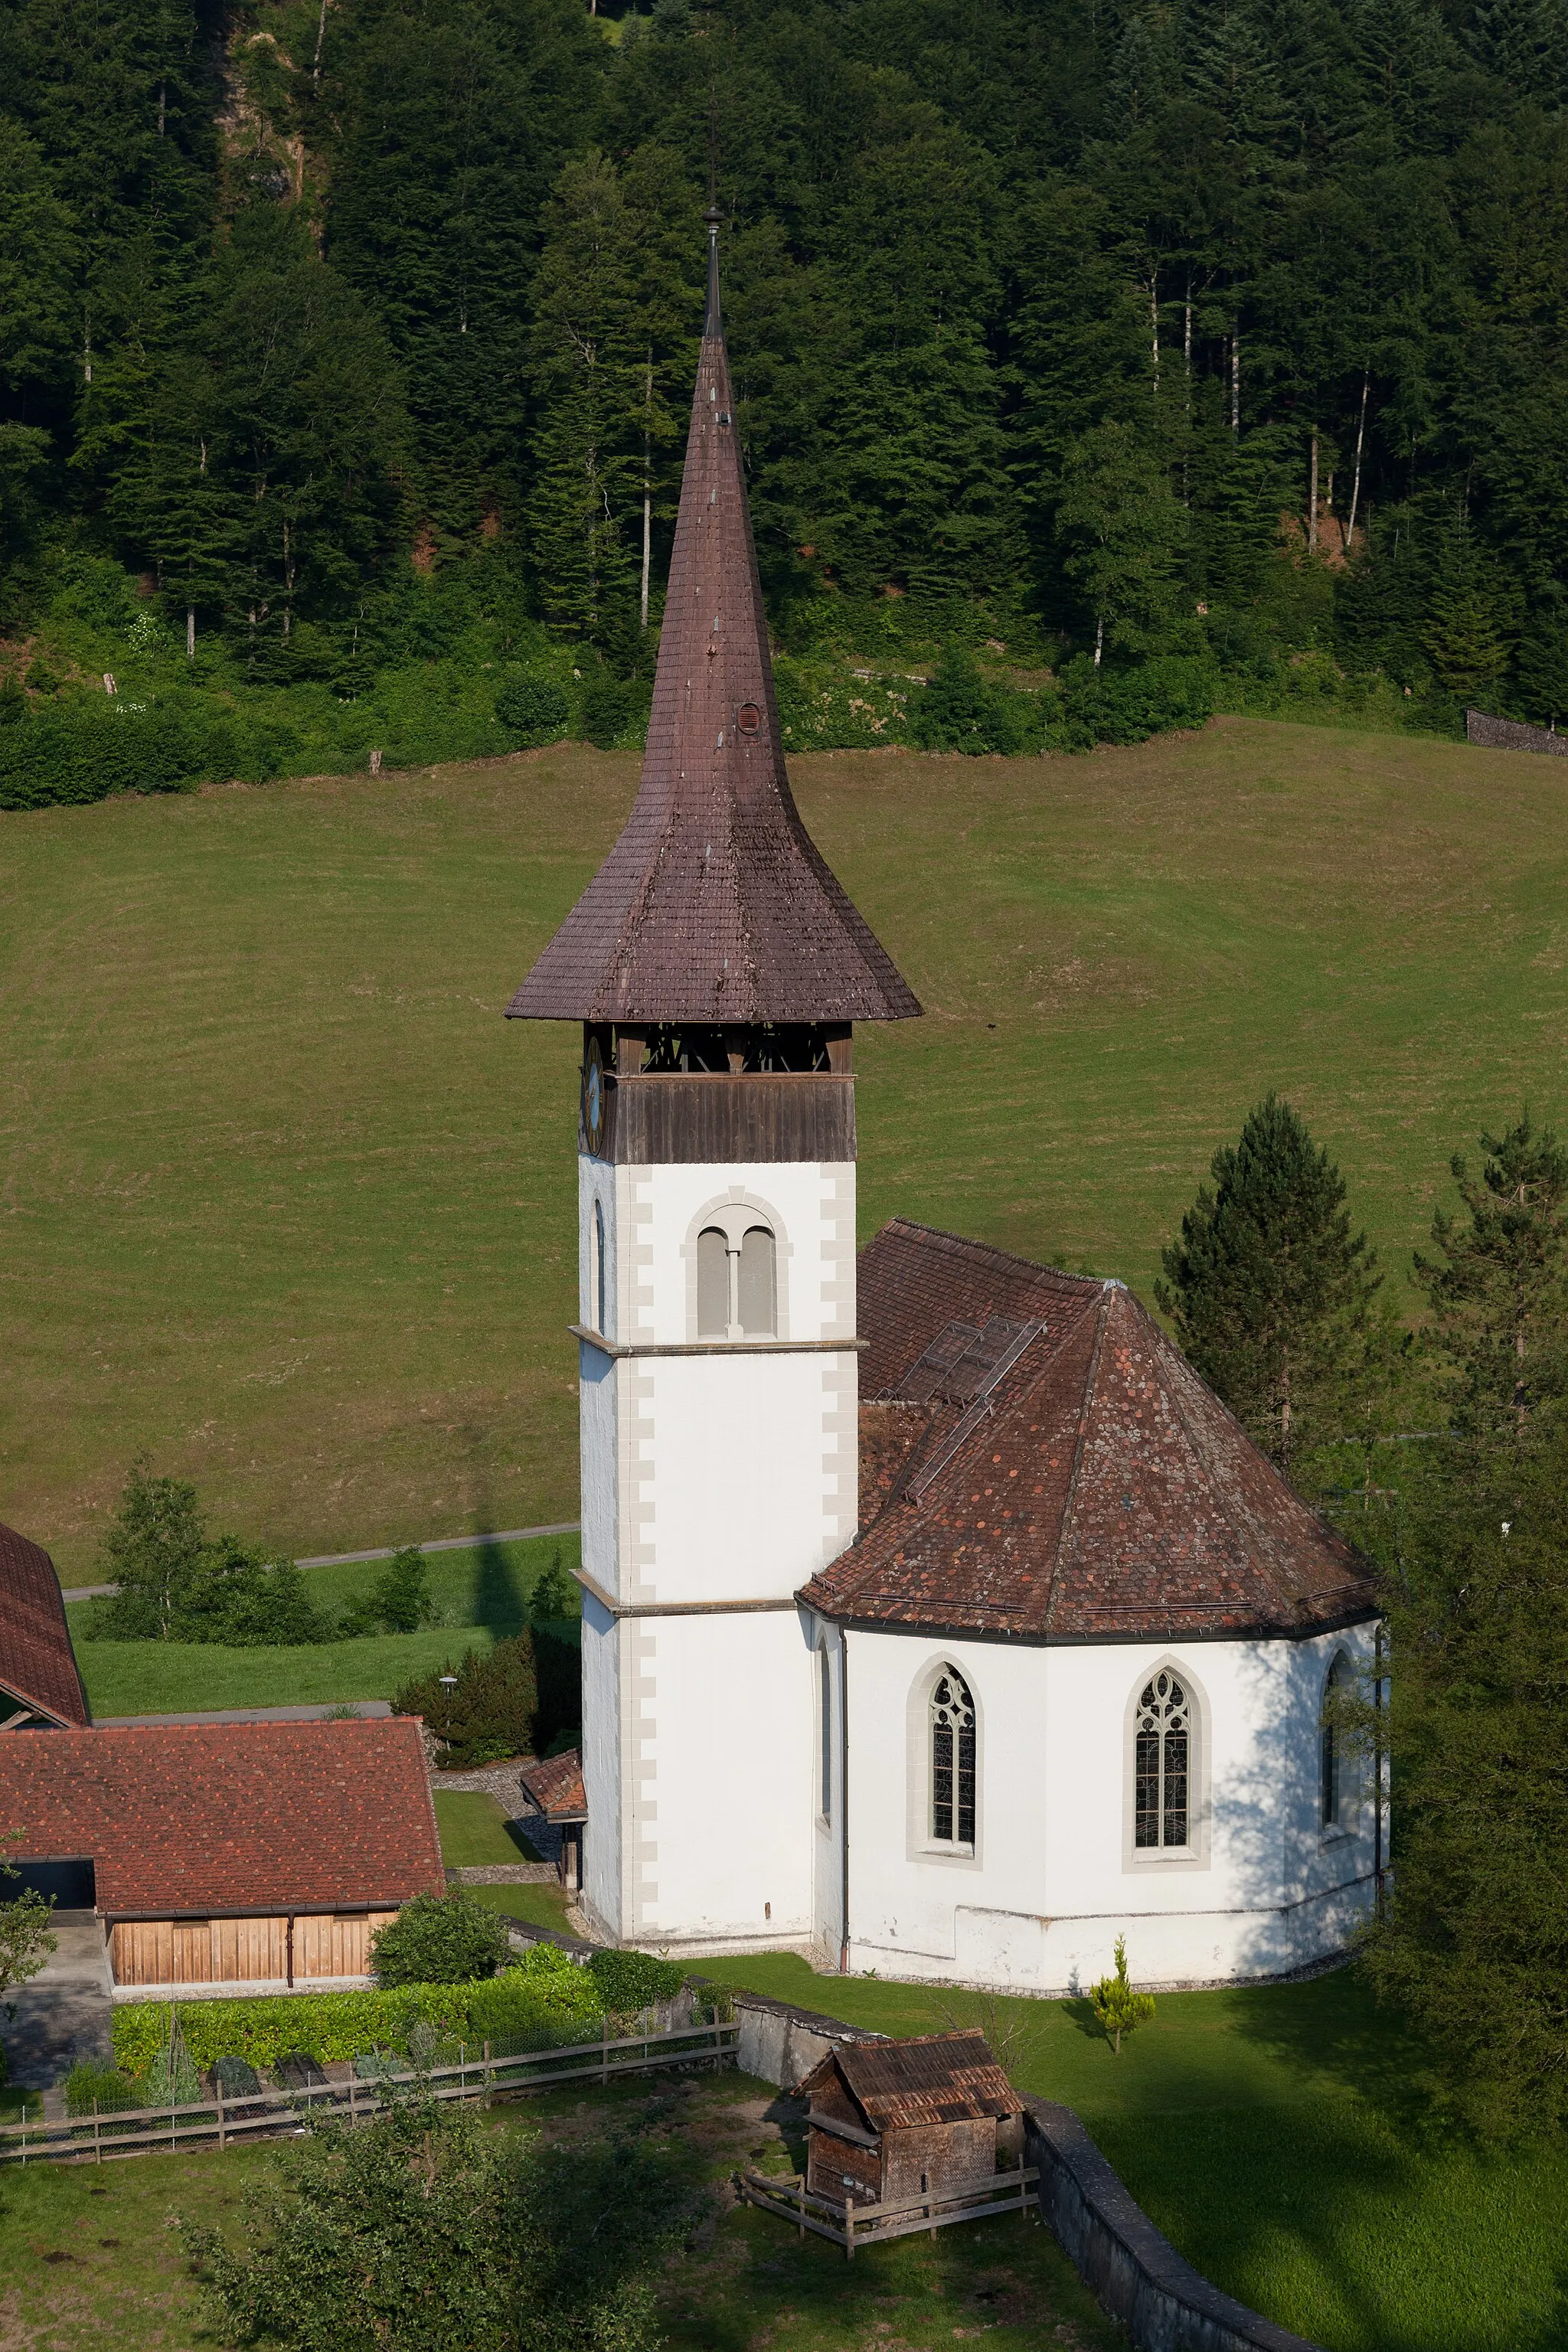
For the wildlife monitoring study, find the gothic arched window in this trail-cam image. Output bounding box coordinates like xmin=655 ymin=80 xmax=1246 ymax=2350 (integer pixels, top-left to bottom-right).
xmin=1135 ymin=1669 xmax=1191 ymax=1850
xmin=929 ymin=1667 xmax=975 ymax=1847
xmin=1321 ymin=1654 xmax=1352 ymax=1828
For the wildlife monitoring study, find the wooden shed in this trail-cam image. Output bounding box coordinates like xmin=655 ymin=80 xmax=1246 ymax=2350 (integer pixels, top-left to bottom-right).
xmin=518 ymin=1747 xmax=587 ymax=1893
xmin=0 ymin=1718 xmax=444 ymax=1989
xmin=799 ymin=2032 xmax=1023 ymax=2210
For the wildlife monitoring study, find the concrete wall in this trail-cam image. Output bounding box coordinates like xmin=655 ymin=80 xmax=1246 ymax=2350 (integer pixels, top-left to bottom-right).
xmin=825 ymin=1621 xmax=1380 ymax=1991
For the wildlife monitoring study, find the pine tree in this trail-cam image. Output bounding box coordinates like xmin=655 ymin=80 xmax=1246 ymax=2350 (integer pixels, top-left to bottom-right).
xmin=1156 ymin=1095 xmax=1380 ymax=1469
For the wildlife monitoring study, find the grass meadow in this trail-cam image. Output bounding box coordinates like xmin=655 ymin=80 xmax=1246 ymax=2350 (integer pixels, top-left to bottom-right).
xmin=6 ymin=719 xmax=1568 ymax=1576
xmin=701 ymin=1955 xmax=1568 ymax=2352
xmin=64 ymin=1529 xmax=580 ymax=1717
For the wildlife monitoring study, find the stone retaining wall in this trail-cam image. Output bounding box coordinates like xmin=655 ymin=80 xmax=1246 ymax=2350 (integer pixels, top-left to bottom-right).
xmin=1467 ymin=708 xmax=1568 ymax=756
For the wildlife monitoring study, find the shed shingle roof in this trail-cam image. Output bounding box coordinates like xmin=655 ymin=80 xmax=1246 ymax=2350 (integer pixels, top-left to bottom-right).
xmin=508 ymin=229 xmax=918 ymax=1029
xmin=801 ymin=1221 xmax=1376 ymax=1644
xmin=0 ymin=1720 xmax=444 ymax=1915
xmin=518 ymin=1747 xmax=586 ymax=1822
xmin=802 ymin=2033 xmax=1019 ymax=2130
xmin=0 ymin=1524 xmax=90 ymax=1729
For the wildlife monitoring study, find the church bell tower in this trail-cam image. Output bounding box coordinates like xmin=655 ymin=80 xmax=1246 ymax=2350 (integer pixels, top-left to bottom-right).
xmin=509 ymin=211 xmax=920 ymax=1952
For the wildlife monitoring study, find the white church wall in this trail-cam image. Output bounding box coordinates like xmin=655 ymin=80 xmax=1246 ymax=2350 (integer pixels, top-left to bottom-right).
xmin=623 ymin=1606 xmax=817 ymax=1948
xmin=579 ymin=1596 xmax=622 ymax=1940
xmin=833 ymin=1622 xmax=1380 ymax=1993
xmin=575 ymin=1148 xmax=855 ymax=1949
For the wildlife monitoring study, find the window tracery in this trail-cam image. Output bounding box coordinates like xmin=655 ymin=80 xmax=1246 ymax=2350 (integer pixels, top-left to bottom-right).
xmin=1135 ymin=1669 xmax=1190 ymax=1850
xmin=929 ymin=1666 xmax=975 ymax=1846
xmin=1321 ymin=1653 xmax=1352 ymax=1828
xmin=695 ymin=1219 xmax=777 ymax=1338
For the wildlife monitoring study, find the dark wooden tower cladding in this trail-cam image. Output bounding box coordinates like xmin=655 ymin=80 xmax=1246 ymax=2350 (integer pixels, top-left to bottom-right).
xmin=508 ymin=210 xmax=919 ymax=1160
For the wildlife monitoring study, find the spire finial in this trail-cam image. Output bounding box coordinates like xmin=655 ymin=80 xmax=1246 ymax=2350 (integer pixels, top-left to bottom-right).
xmin=703 ymin=196 xmax=722 ymax=341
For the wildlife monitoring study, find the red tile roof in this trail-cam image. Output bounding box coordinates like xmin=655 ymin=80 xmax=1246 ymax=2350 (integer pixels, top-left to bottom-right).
xmin=802 ymin=2033 xmax=1019 ymax=2131
xmin=0 ymin=1524 xmax=90 ymax=1729
xmin=518 ymin=1748 xmax=586 ymax=1821
xmin=801 ymin=1221 xmax=1376 ymax=1643
xmin=508 ymin=231 xmax=918 ymax=1029
xmin=0 ymin=1720 xmax=444 ymax=1916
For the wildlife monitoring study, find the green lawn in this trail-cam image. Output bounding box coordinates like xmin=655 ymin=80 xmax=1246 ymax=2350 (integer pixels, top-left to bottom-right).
xmin=66 ymin=1530 xmax=580 ymax=1716
xmin=0 ymin=2071 xmax=1116 ymax=2352
xmin=432 ymin=1788 xmax=543 ymax=1866
xmin=697 ymin=1955 xmax=1568 ymax=2352
xmin=8 ymin=722 xmax=1568 ymax=1576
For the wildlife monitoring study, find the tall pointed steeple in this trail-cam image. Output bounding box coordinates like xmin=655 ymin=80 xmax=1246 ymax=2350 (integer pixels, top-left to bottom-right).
xmin=508 ymin=211 xmax=920 ymax=1028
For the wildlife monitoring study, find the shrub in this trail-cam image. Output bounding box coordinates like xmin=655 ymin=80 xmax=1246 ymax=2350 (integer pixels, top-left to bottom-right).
xmin=64 ymin=2058 xmax=139 ymax=2115
xmin=495 ymin=668 xmax=570 ymax=744
xmin=341 ymin=1544 xmax=430 ymax=1638
xmin=392 ymin=1632 xmax=539 ymax=1767
xmin=529 ymin=1547 xmax=579 ymax=1622
xmin=580 ymin=671 xmax=629 ymax=749
xmin=586 ymin=1949 xmax=686 ymax=2016
xmin=910 ymin=643 xmax=1031 ymax=754
xmin=466 ymin=1945 xmax=602 ymax=2042
xmin=370 ymin=1893 xmax=514 ymax=1987
xmin=1056 ymin=652 xmax=1214 ymax=750
xmin=111 ymin=1963 xmax=605 ymax=2078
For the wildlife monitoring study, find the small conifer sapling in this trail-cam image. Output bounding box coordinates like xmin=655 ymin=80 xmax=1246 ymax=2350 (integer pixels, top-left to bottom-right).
xmin=1090 ymin=1935 xmax=1156 ymax=2055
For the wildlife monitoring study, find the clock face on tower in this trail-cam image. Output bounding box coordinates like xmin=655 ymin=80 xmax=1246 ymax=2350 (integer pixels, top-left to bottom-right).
xmin=582 ymin=1034 xmax=606 ymax=1155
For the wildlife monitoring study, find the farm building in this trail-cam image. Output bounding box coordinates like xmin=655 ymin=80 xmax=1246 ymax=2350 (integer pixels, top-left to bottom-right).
xmin=800 ymin=2032 xmax=1022 ymax=2209
xmin=0 ymin=1523 xmax=90 ymax=1731
xmin=0 ymin=1718 xmax=443 ymax=1990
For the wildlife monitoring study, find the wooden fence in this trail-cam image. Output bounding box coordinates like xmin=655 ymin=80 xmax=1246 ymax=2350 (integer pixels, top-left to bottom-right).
xmin=737 ymin=2161 xmax=1038 ymax=2256
xmin=0 ymin=2018 xmax=737 ymax=2167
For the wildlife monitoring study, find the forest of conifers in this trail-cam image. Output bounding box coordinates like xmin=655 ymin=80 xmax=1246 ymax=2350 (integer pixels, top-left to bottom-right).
xmin=2 ymin=0 xmax=1566 ymax=793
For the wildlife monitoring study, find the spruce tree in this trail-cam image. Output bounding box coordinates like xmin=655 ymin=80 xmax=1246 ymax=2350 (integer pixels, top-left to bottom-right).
xmin=1415 ymin=1109 xmax=1568 ymax=1439
xmin=1365 ymin=1405 xmax=1568 ymax=2133
xmin=1156 ymin=1095 xmax=1380 ymax=1468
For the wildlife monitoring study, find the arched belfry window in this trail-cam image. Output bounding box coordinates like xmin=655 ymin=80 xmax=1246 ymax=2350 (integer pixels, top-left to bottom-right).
xmin=1321 ymin=1654 xmax=1353 ymax=1828
xmin=593 ymin=1199 xmax=606 ymax=1335
xmin=696 ymin=1220 xmax=777 ymax=1339
xmin=1135 ymin=1669 xmax=1191 ymax=1850
xmin=929 ymin=1667 xmax=975 ymax=1846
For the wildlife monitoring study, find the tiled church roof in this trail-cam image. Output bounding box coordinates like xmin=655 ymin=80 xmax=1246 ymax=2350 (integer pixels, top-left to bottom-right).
xmin=508 ymin=218 xmax=919 ymax=1029
xmin=800 ymin=1220 xmax=1375 ymax=1644
xmin=0 ymin=1523 xmax=90 ymax=1728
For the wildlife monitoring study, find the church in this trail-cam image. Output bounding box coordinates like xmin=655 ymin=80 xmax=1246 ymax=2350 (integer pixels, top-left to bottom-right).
xmin=509 ymin=213 xmax=1382 ymax=1994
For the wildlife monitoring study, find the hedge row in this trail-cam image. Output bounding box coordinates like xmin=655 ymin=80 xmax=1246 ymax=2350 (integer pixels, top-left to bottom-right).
xmin=110 ymin=1945 xmax=605 ymax=2074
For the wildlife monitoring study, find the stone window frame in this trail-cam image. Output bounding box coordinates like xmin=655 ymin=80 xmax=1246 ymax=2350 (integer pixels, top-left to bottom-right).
xmin=1122 ymin=1655 xmax=1211 ymax=1874
xmin=681 ymin=1187 xmax=792 ymax=1343
xmin=905 ymin=1652 xmax=983 ymax=1867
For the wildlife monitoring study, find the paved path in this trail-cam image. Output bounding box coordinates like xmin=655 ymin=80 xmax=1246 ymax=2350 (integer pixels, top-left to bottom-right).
xmin=4 ymin=1910 xmax=114 ymax=2089
xmin=93 ymin=1701 xmax=392 ymax=1726
xmin=60 ymin=1517 xmax=582 ymax=1599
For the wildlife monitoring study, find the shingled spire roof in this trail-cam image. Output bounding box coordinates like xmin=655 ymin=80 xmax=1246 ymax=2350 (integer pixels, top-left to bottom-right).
xmin=509 ymin=212 xmax=920 ymax=1027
